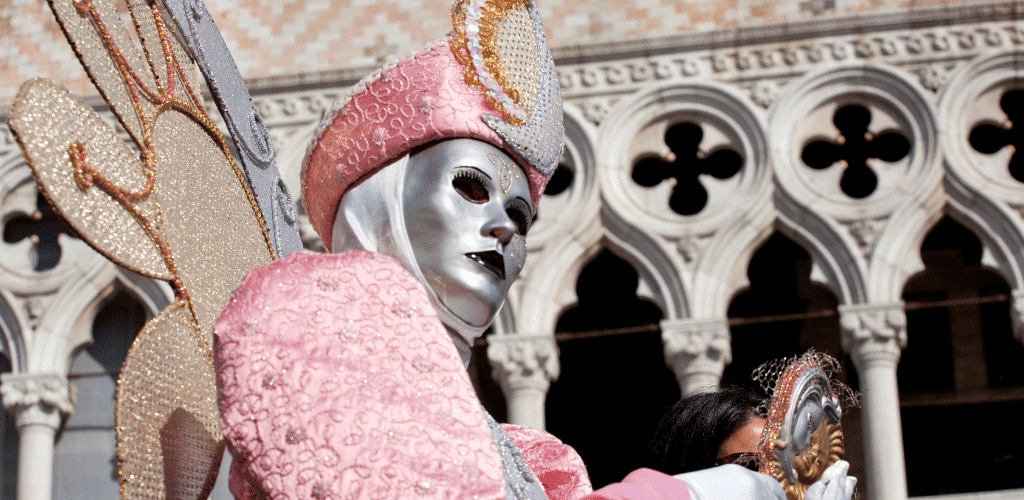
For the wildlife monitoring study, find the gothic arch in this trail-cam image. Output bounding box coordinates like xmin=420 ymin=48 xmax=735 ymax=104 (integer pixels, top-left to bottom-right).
xmin=497 ymin=106 xmax=602 ymax=336
xmin=938 ymin=51 xmax=1024 ymax=293
xmin=58 ymin=270 xmax=170 ymax=376
xmin=770 ymin=63 xmax=941 ymax=305
xmin=0 ymin=294 xmax=26 ymax=372
xmin=506 ymin=224 xmax=683 ymax=338
xmin=528 ymin=105 xmax=600 ymax=249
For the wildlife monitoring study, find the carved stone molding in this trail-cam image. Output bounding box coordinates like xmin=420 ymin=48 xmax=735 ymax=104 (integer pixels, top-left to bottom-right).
xmin=599 ymin=81 xmax=768 ymax=238
xmin=837 ymin=216 xmax=890 ymax=259
xmin=750 ymin=80 xmax=779 ymax=109
xmin=661 ymin=318 xmax=731 ymax=395
xmin=673 ymin=233 xmax=715 ymax=267
xmin=556 ymin=21 xmax=1024 ymax=98
xmin=0 ymin=373 xmax=75 ymax=429
xmin=839 ymin=303 xmax=907 ymax=364
xmin=939 ymin=51 xmax=1024 ymax=205
xmin=486 ymin=334 xmax=560 ymax=393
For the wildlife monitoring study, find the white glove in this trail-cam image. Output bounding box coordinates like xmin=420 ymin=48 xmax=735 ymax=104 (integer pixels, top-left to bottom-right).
xmin=674 ymin=464 xmax=786 ymax=500
xmin=804 ymin=461 xmax=857 ymax=500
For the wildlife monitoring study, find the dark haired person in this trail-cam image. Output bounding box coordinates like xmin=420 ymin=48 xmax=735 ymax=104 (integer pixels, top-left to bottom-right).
xmin=634 ymin=386 xmax=856 ymax=500
xmin=644 ymin=386 xmax=765 ymax=474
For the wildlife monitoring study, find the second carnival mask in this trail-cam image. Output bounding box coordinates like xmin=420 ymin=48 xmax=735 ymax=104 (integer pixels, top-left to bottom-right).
xmin=756 ymin=352 xmax=856 ymax=500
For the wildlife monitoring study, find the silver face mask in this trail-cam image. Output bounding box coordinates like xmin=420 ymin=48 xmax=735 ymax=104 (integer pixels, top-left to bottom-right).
xmin=774 ymin=367 xmax=842 ymax=485
xmin=403 ymin=139 xmax=532 ymax=328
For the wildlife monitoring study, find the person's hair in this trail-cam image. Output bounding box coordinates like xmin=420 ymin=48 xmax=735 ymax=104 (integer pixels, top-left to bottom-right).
xmin=641 ymin=385 xmax=764 ymax=475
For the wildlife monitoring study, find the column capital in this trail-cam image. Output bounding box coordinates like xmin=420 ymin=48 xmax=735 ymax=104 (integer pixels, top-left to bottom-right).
xmin=0 ymin=373 xmax=75 ymax=430
xmin=839 ymin=303 xmax=906 ymax=367
xmin=487 ymin=334 xmax=559 ymax=393
xmin=660 ymin=318 xmax=731 ymax=395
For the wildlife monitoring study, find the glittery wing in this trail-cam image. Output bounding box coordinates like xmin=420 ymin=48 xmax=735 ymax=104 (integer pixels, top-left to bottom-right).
xmin=8 ymin=0 xmax=277 ymax=498
xmin=115 ymin=301 xmax=224 ymax=499
xmin=9 ymin=78 xmax=173 ymax=279
xmin=160 ymin=0 xmax=303 ymax=257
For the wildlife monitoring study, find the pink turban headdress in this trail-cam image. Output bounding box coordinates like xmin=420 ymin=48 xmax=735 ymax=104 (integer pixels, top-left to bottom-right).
xmin=301 ymin=0 xmax=564 ymax=250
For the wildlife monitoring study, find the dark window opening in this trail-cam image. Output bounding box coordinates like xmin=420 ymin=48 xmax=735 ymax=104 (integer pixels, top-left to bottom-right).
xmin=544 ymin=163 xmax=574 ymax=196
xmin=900 ymin=217 xmax=1023 ymax=496
xmin=801 ymin=104 xmax=910 ymax=199
xmin=3 ymin=192 xmax=77 ymax=272
xmin=546 ymin=250 xmax=673 ymax=488
xmin=632 ymin=122 xmax=743 ymax=216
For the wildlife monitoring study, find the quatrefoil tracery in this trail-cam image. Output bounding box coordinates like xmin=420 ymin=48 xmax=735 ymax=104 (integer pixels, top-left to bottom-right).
xmin=631 ymin=122 xmax=743 ymax=216
xmin=968 ymin=88 xmax=1024 ymax=183
xmin=801 ymin=104 xmax=911 ymax=199
xmin=3 ymin=192 xmax=77 ymax=272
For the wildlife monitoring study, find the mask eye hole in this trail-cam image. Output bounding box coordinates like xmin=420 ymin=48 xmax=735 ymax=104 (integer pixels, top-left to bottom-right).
xmin=453 ymin=169 xmax=490 ymax=203
xmin=506 ymin=199 xmax=532 ymax=236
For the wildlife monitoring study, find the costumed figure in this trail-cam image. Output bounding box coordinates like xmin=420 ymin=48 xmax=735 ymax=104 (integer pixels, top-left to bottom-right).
xmin=8 ymin=0 xmax=852 ymax=498
xmin=752 ymin=351 xmax=859 ymax=500
xmin=214 ymin=0 xmax=598 ymax=496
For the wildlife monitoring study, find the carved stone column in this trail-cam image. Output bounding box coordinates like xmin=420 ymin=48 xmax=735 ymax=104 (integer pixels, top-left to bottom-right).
xmin=487 ymin=334 xmax=559 ymax=430
xmin=661 ymin=318 xmax=731 ymax=396
xmin=839 ymin=303 xmax=908 ymax=500
xmin=0 ymin=373 xmax=75 ymax=500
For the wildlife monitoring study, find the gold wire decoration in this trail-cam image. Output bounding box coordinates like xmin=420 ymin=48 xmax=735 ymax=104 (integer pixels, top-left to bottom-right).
xmin=451 ymin=0 xmax=536 ymax=126
xmin=8 ymin=0 xmax=278 ymax=497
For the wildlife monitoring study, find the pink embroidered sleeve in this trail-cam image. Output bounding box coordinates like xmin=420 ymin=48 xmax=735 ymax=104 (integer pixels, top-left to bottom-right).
xmin=214 ymin=251 xmax=506 ymax=500
xmin=501 ymin=424 xmax=593 ymax=500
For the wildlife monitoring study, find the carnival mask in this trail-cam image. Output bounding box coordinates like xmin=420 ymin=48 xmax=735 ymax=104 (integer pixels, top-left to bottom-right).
xmin=403 ymin=139 xmax=532 ymax=327
xmin=760 ymin=361 xmax=845 ymax=500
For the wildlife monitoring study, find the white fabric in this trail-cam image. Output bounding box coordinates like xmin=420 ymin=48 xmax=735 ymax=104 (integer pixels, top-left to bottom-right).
xmin=674 ymin=464 xmax=786 ymax=500
xmin=804 ymin=461 xmax=856 ymax=500
xmin=331 ymin=155 xmax=491 ymax=345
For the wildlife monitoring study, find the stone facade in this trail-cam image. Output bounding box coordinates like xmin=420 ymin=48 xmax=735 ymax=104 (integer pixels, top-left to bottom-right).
xmin=3 ymin=0 xmax=1024 ymax=499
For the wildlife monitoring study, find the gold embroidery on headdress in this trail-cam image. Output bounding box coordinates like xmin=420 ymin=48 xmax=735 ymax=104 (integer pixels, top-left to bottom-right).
xmin=452 ymin=0 xmax=540 ymax=126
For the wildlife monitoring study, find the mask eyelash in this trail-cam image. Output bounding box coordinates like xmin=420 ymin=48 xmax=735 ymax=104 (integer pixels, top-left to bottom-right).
xmin=453 ymin=167 xmax=490 ymax=186
xmin=507 ymin=198 xmax=533 ymax=235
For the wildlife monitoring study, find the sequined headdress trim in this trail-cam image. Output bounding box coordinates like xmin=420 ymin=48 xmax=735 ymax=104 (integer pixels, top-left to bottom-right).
xmin=301 ymin=0 xmax=563 ymax=250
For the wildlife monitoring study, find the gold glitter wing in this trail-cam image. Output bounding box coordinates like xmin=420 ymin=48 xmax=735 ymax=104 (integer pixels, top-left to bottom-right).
xmin=8 ymin=0 xmax=276 ymax=498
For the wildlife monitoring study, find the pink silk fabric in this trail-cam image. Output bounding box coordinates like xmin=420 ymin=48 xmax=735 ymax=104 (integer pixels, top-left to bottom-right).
xmin=580 ymin=469 xmax=691 ymax=500
xmin=214 ymin=251 xmax=592 ymax=499
xmin=215 ymin=251 xmax=505 ymax=499
xmin=502 ymin=424 xmax=594 ymax=500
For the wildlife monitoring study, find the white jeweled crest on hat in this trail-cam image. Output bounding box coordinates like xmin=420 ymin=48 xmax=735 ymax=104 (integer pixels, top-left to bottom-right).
xmin=452 ymin=0 xmax=564 ymax=176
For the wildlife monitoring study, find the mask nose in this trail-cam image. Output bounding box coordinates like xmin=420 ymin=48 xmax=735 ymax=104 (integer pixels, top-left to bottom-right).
xmin=486 ymin=210 xmax=518 ymax=245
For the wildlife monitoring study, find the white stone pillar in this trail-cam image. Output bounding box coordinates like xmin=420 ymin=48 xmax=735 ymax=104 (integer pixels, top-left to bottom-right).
xmin=487 ymin=334 xmax=559 ymax=430
xmin=839 ymin=303 xmax=908 ymax=500
xmin=661 ymin=318 xmax=731 ymax=396
xmin=0 ymin=373 xmax=75 ymax=500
